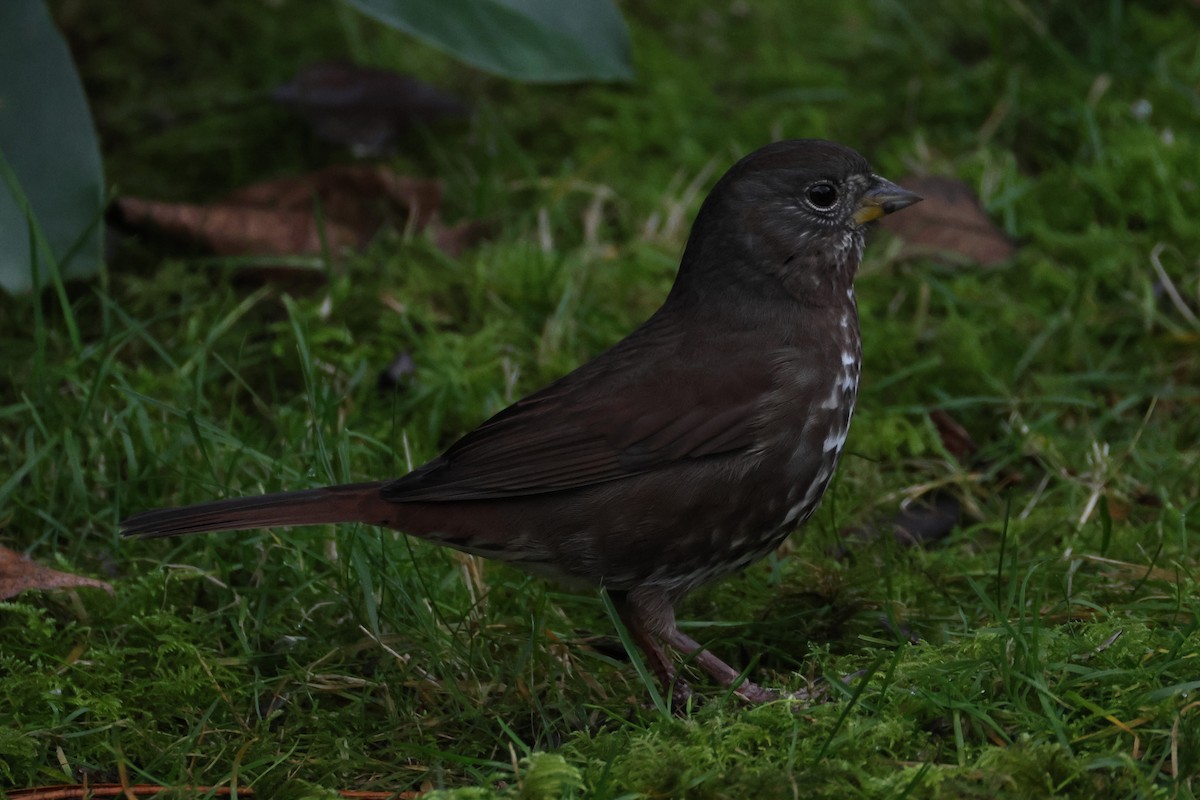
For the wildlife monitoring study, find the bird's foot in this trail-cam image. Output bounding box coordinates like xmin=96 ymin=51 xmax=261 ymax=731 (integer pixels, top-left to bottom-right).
xmin=666 ymin=678 xmax=695 ymax=713
xmin=730 ymin=676 xmax=823 ymax=705
xmin=732 ymin=679 xmax=780 ymax=705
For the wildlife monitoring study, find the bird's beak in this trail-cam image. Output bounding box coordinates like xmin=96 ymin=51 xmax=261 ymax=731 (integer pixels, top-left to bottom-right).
xmin=853 ymin=176 xmax=922 ymax=225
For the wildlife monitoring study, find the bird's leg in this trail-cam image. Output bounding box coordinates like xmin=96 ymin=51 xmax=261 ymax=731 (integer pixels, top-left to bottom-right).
xmin=661 ymin=627 xmax=778 ymax=704
xmin=611 ymin=589 xmax=693 ymax=709
xmin=619 ymin=587 xmax=779 ymax=705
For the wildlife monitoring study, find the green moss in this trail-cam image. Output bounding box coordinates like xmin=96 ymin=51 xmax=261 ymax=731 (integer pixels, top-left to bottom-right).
xmin=3 ymin=0 xmax=1198 ymax=795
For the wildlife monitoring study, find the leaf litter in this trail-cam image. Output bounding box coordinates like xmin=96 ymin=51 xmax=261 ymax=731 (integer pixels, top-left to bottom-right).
xmin=0 ymin=544 xmax=112 ymax=601
xmin=881 ymin=175 xmax=1017 ymax=267
xmin=113 ymin=164 xmax=491 ymax=273
xmin=273 ymin=61 xmax=470 ymax=157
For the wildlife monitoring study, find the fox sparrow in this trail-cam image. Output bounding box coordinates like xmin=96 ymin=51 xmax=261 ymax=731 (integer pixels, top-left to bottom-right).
xmin=123 ymin=140 xmax=920 ymax=705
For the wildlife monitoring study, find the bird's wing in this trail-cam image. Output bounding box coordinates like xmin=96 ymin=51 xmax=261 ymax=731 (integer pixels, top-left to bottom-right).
xmin=381 ymin=314 xmax=771 ymax=502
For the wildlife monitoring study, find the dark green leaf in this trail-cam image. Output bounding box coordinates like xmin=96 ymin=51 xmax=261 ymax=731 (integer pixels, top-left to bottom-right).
xmin=0 ymin=0 xmax=105 ymax=295
xmin=342 ymin=0 xmax=634 ymax=83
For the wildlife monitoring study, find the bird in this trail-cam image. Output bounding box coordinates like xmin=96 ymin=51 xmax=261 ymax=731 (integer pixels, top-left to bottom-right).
xmin=122 ymin=139 xmax=921 ymax=706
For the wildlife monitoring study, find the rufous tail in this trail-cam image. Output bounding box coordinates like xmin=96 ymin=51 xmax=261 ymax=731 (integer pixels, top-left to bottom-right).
xmin=121 ymin=481 xmax=390 ymax=539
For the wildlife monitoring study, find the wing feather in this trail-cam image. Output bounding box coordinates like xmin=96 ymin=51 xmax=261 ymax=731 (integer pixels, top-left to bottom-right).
xmin=382 ymin=312 xmax=771 ymax=502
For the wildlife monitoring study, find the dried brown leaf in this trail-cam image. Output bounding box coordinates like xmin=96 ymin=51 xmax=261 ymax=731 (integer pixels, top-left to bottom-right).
xmin=881 ymin=175 xmax=1016 ymax=266
xmin=1078 ymin=553 xmax=1181 ymax=585
xmin=116 ymin=197 xmax=363 ymax=256
xmin=116 ymin=164 xmax=488 ymax=275
xmin=832 ymin=491 xmax=961 ymax=560
xmin=930 ymin=409 xmax=978 ymax=464
xmin=273 ymin=61 xmax=470 ymax=156
xmin=890 ymin=492 xmax=963 ymax=548
xmin=432 ymin=218 xmax=494 ymax=258
xmin=226 ymin=165 xmax=444 ymax=230
xmin=0 ymin=544 xmax=113 ymax=601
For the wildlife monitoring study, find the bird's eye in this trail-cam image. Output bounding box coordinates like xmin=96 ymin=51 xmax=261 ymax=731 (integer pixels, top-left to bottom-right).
xmin=805 ymin=182 xmax=838 ymax=210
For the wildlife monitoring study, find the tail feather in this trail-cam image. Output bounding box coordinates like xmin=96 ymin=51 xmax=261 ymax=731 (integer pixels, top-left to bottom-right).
xmin=121 ymin=481 xmax=389 ymax=539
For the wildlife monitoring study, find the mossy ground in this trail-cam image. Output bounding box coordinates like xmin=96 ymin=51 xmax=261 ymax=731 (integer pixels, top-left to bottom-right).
xmin=3 ymin=1 xmax=1199 ymax=797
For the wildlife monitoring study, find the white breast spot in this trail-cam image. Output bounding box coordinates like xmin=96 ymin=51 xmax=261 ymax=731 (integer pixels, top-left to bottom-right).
xmin=822 ymin=428 xmax=847 ymax=453
xmin=820 ymin=383 xmax=841 ymax=409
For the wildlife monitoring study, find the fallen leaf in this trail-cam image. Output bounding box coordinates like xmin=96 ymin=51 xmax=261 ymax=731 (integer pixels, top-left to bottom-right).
xmin=890 ymin=492 xmax=963 ymax=548
xmin=431 ymin=218 xmax=494 ymax=258
xmin=273 ymin=62 xmax=470 ymax=156
xmin=0 ymin=544 xmax=113 ymax=601
xmin=377 ymin=349 xmax=416 ymax=391
xmin=1078 ymin=553 xmax=1182 ymax=585
xmin=113 ymin=164 xmax=488 ymax=271
xmin=115 ymin=197 xmax=363 ymax=256
xmin=930 ymin=409 xmax=978 ymax=464
xmin=1105 ymin=495 xmax=1130 ymax=522
xmin=880 ymin=175 xmax=1016 ymax=266
xmin=225 ymin=165 xmax=444 ymax=230
xmin=832 ymin=491 xmax=962 ymax=561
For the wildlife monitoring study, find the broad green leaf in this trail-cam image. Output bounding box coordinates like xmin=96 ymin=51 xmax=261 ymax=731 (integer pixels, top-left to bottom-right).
xmin=342 ymin=0 xmax=634 ymax=83
xmin=0 ymin=0 xmax=105 ymax=296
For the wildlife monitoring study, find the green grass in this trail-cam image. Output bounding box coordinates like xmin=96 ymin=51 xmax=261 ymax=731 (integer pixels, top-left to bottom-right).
xmin=3 ymin=0 xmax=1200 ymax=796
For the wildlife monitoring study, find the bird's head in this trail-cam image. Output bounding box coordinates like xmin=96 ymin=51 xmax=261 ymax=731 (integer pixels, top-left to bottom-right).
xmin=674 ymin=139 xmax=920 ymax=306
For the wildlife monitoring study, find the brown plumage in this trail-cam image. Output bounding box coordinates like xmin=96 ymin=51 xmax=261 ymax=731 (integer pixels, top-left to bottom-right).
xmin=123 ymin=139 xmax=920 ymax=705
